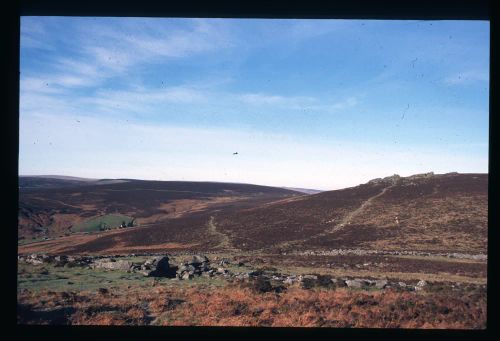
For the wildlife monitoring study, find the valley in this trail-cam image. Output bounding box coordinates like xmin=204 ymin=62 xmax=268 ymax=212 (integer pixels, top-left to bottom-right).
xmin=17 ymin=172 xmax=488 ymax=328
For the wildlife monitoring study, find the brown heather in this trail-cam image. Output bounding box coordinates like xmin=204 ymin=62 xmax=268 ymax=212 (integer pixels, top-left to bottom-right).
xmin=18 ymin=285 xmax=486 ymax=328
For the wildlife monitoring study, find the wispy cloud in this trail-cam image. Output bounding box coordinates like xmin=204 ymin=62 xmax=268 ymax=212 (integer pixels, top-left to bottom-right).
xmin=83 ymin=86 xmax=208 ymax=114
xmin=20 ymin=17 xmax=51 ymax=50
xmin=21 ymin=18 xmax=233 ymax=91
xmin=238 ymin=93 xmax=360 ymax=113
xmin=21 ymin=77 xmax=360 ymax=120
xmin=79 ymin=19 xmax=231 ymax=72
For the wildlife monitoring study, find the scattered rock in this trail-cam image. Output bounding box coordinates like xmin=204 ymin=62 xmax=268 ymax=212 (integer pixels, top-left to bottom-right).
xmin=91 ymin=259 xmax=133 ymax=271
xmin=142 ymin=256 xmax=178 ymax=278
xmin=189 ymin=255 xmax=209 ymax=265
xmin=301 ymin=278 xmax=317 ymax=289
xmin=181 ymin=272 xmax=193 ymax=280
xmin=201 ymin=271 xmax=213 ymax=278
xmin=217 ymin=267 xmax=227 ymax=274
xmin=218 ymin=259 xmax=230 ymax=267
xmin=374 ymin=279 xmax=388 ymax=289
xmin=248 ymin=270 xmax=264 ymax=277
xmin=417 ymin=280 xmax=427 ymax=287
xmin=316 ymin=275 xmax=335 ymax=288
xmin=415 ymin=280 xmax=427 ymax=291
xmin=345 ymin=279 xmax=366 ymax=288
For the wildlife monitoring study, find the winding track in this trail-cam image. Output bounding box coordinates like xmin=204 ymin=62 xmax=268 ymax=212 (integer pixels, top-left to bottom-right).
xmin=207 ymin=216 xmax=239 ymax=251
xmin=326 ymin=184 xmax=394 ymax=235
xmin=273 ymin=184 xmax=394 ymax=252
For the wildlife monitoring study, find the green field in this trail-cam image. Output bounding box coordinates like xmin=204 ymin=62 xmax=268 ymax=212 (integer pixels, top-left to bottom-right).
xmin=71 ymin=214 xmax=135 ymax=233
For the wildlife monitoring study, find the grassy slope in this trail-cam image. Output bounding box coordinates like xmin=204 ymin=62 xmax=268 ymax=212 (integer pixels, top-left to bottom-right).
xmin=71 ymin=214 xmax=134 ymax=233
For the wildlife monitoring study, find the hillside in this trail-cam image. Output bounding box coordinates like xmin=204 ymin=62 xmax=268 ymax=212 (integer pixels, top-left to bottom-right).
xmin=216 ymin=172 xmax=487 ymax=254
xmin=18 ymin=172 xmax=487 ymax=255
xmin=18 ymin=178 xmax=302 ymax=242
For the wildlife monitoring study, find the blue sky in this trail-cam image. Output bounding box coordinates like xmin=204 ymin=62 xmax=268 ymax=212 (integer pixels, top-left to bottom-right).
xmin=19 ymin=17 xmax=489 ymax=190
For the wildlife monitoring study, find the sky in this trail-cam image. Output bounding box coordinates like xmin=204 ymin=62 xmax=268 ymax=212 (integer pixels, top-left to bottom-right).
xmin=19 ymin=17 xmax=489 ymax=190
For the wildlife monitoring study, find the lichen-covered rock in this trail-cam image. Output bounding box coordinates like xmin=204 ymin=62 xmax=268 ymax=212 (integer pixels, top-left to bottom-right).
xmin=346 ymin=279 xmax=367 ymax=288
xmin=91 ymin=259 xmax=133 ymax=271
xmin=189 ymin=255 xmax=209 ymax=265
xmin=374 ymin=279 xmax=388 ymax=289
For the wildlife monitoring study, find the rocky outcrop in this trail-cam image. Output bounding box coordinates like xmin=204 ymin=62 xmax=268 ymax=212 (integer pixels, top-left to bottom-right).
xmin=374 ymin=279 xmax=388 ymax=289
xmin=368 ymin=174 xmax=401 ymax=185
xmin=91 ymin=259 xmax=133 ymax=271
xmin=20 ymin=253 xmax=93 ymax=267
xmin=175 ymin=255 xmax=212 ymax=279
xmin=345 ymin=279 xmax=366 ymax=288
xmin=137 ymin=256 xmax=178 ymax=278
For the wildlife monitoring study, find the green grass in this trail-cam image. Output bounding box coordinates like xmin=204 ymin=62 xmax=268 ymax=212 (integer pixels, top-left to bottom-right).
xmin=71 ymin=214 xmax=134 ymax=233
xmin=17 ymin=262 xmax=149 ymax=293
xmin=17 ymin=261 xmax=229 ymax=294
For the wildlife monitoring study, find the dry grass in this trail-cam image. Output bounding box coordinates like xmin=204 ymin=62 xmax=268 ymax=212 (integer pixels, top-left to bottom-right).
xmin=18 ymin=284 xmax=486 ymax=329
xmin=275 ymin=265 xmax=486 ymax=285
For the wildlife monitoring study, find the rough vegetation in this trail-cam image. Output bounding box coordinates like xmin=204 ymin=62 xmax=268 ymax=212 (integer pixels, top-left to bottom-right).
xmin=17 ymin=172 xmax=488 ymax=328
xmin=18 ymin=281 xmax=486 ymax=328
xmin=18 ymin=173 xmax=487 ymax=255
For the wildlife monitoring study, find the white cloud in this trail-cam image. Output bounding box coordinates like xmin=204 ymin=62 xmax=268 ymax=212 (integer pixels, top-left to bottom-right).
xmin=21 ymin=18 xmax=233 ymax=92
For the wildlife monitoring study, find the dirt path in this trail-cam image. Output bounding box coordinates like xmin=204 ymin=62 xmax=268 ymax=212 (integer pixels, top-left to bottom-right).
xmin=207 ymin=216 xmax=239 ymax=251
xmin=272 ymin=185 xmax=393 ymax=252
xmin=326 ymin=185 xmax=394 ymax=234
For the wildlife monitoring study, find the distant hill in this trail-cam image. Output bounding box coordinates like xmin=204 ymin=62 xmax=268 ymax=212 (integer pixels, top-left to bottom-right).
xmin=18 ymin=173 xmax=487 ymax=255
xmin=281 ymin=187 xmax=323 ymax=195
xmin=18 ymin=177 xmax=302 ymax=242
xmin=19 ymin=175 xmax=128 ymax=189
